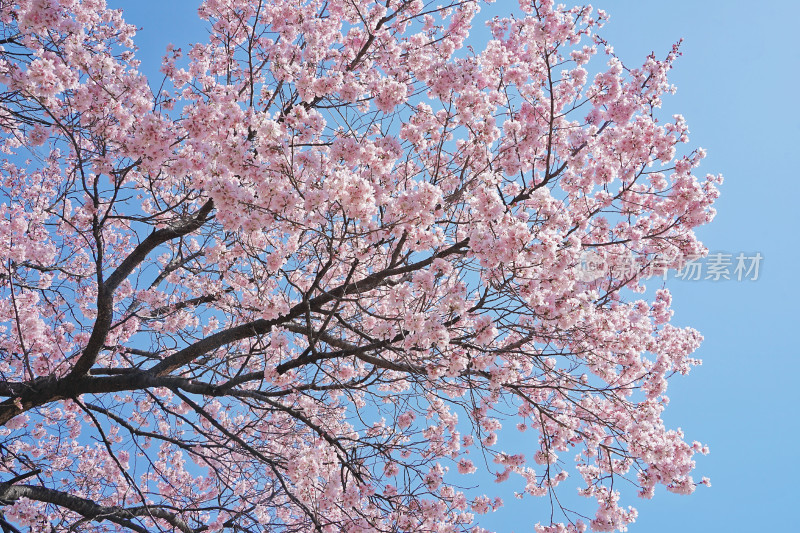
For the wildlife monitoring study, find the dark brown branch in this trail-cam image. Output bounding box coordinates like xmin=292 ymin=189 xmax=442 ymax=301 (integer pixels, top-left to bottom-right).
xmin=0 ymin=483 xmax=196 ymax=533
xmin=69 ymin=200 xmax=215 ymax=377
xmin=150 ymin=238 xmax=469 ymax=376
xmin=0 ymin=240 xmax=469 ymax=423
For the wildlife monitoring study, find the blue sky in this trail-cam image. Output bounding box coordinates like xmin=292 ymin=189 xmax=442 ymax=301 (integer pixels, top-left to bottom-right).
xmin=111 ymin=1 xmax=798 ymax=531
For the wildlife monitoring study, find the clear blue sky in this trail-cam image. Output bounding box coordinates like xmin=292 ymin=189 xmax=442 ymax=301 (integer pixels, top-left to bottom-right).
xmin=112 ymin=1 xmax=798 ymax=531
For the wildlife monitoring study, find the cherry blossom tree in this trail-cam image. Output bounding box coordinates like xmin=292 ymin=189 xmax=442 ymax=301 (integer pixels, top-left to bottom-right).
xmin=0 ymin=0 xmax=720 ymax=531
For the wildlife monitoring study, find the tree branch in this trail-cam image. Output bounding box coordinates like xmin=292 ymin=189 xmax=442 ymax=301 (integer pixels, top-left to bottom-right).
xmin=0 ymin=483 xmax=197 ymax=533
xmin=69 ymin=200 xmax=215 ymax=377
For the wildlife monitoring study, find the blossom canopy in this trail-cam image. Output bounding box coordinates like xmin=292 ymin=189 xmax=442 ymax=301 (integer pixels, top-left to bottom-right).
xmin=0 ymin=0 xmax=719 ymax=532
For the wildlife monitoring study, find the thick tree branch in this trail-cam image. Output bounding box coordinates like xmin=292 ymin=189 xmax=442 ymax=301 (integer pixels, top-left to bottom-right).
xmin=69 ymin=200 xmax=215 ymax=377
xmin=0 ymin=483 xmax=196 ymax=533
xmin=149 ymin=238 xmax=469 ymax=376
